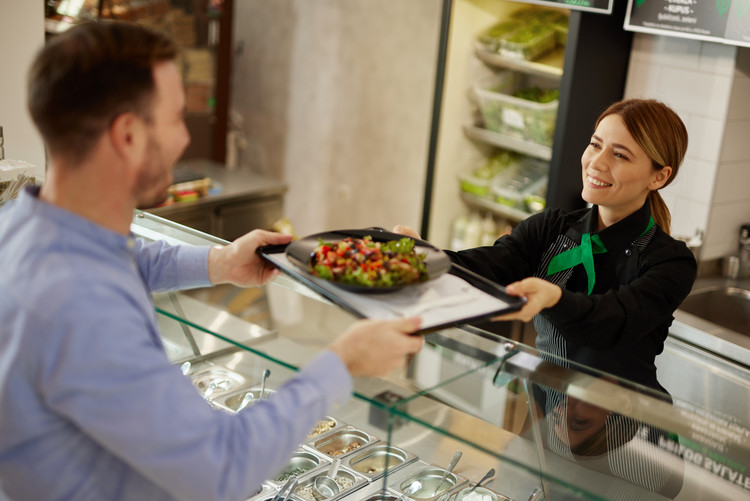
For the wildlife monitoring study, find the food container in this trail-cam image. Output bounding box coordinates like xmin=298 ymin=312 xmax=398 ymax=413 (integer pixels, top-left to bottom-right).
xmin=476 ymin=20 xmax=523 ymax=52
xmin=499 ymin=23 xmax=556 ymax=61
xmin=344 ymin=444 xmax=418 ymax=480
xmin=212 ymin=387 xmax=277 ymax=413
xmin=246 ymin=482 xmax=277 ymax=501
xmin=453 ymin=485 xmax=513 ymax=501
xmin=474 ymin=72 xmax=558 ymax=147
xmin=360 ymin=488 xmax=403 ymax=501
xmin=523 ymin=175 xmax=548 ymax=213
xmin=492 ymin=159 xmax=548 ymax=210
xmin=396 ymin=464 xmax=466 ymax=499
xmin=270 ymin=448 xmax=331 ymax=486
xmin=190 ymin=366 xmax=248 ymax=399
xmin=309 ymin=426 xmax=379 ymax=459
xmin=458 ymin=151 xmax=520 ymax=198
xmin=290 ymin=466 xmax=368 ymax=501
xmin=306 ymin=417 xmax=342 ymax=440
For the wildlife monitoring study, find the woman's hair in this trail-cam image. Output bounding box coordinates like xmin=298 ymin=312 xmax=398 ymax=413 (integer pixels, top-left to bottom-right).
xmin=27 ymin=21 xmax=178 ymax=165
xmin=595 ymin=99 xmax=688 ymax=235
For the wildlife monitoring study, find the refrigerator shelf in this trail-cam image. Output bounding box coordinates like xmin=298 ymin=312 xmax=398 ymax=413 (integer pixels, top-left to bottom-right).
xmin=474 ymin=44 xmax=564 ymax=81
xmin=462 ymin=123 xmax=552 ymax=161
xmin=460 ymin=192 xmax=532 ymax=224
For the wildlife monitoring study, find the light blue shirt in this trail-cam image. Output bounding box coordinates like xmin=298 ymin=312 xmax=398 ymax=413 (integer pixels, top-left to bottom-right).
xmin=0 ymin=187 xmax=352 ymax=501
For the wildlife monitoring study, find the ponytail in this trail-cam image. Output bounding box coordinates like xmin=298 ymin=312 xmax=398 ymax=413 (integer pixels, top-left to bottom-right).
xmin=649 ymin=191 xmax=671 ymax=235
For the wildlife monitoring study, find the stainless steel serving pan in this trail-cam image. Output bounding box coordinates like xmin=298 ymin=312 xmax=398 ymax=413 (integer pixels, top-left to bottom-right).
xmin=393 ymin=461 xmax=468 ymax=500
xmin=343 ymin=443 xmax=418 ymax=481
xmin=305 ymin=416 xmax=344 ymax=441
xmin=307 ymin=426 xmax=380 ymax=459
xmin=268 ymin=448 xmax=332 ymax=487
xmin=288 ymin=465 xmax=368 ymax=501
xmin=211 ymin=386 xmax=277 ymax=413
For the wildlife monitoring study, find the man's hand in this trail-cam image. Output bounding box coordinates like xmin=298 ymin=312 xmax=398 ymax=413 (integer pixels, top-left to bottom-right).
xmin=208 ymin=230 xmax=293 ymax=287
xmin=328 ymin=317 xmax=424 ymax=377
xmin=491 ymin=277 xmax=562 ymax=323
xmin=392 ymin=225 xmax=422 ymax=240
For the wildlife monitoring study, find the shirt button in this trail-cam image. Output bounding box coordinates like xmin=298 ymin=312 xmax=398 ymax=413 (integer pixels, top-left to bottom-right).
xmin=625 ymin=249 xmax=632 ymax=256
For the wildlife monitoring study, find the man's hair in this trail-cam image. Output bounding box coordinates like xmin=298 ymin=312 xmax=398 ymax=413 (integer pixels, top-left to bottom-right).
xmin=28 ymin=21 xmax=178 ymax=165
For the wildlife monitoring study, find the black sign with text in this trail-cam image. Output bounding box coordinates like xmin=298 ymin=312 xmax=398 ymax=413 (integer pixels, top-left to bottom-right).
xmin=625 ymin=0 xmax=750 ymax=47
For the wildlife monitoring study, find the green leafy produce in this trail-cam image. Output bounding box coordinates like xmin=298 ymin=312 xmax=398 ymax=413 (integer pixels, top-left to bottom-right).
xmin=512 ymin=87 xmax=560 ymax=104
xmin=277 ymin=467 xmax=311 ymax=482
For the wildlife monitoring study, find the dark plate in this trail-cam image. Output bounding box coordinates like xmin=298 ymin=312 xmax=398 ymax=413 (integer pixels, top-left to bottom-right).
xmin=285 ymin=228 xmax=452 ymax=293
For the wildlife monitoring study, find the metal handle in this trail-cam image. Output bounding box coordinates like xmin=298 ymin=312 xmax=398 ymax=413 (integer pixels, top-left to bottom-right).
xmin=467 ymin=468 xmax=495 ymax=494
xmin=527 ymin=487 xmax=543 ymax=501
xmin=434 ymin=451 xmax=462 ymax=494
xmin=328 ymin=458 xmax=340 ymax=479
xmin=272 ymin=475 xmax=298 ymax=501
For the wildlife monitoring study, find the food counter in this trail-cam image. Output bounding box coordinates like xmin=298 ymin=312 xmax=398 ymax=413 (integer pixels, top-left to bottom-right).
xmin=133 ymin=212 xmax=750 ymax=501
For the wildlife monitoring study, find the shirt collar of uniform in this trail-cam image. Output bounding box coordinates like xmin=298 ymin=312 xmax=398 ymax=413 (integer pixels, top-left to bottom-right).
xmin=586 ymin=200 xmax=653 ymax=250
xmin=18 ymin=185 xmax=136 ymax=254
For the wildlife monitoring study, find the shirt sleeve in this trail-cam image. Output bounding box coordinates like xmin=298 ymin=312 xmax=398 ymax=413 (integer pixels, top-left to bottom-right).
xmin=132 ymin=238 xmax=211 ymax=292
xmin=38 ymin=284 xmax=352 ymax=501
xmin=543 ymin=237 xmax=697 ymax=349
xmin=445 ymin=210 xmax=556 ymax=286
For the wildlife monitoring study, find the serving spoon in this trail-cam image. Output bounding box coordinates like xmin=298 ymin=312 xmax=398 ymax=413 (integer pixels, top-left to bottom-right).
xmin=466 ymin=468 xmax=495 ymax=494
xmin=237 ymin=369 xmax=270 ymax=413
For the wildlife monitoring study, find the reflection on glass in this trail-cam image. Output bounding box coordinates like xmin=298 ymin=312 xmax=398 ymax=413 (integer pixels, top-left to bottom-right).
xmin=531 ymin=385 xmax=684 ymax=499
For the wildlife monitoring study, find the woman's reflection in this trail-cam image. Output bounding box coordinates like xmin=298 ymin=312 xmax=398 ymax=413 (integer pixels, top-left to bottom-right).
xmin=530 ymin=386 xmax=684 ymax=500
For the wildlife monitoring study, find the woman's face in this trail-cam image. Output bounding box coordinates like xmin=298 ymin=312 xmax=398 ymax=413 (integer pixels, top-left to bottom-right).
xmin=580 ymin=114 xmax=671 ymax=227
xmin=552 ymin=397 xmax=610 ymax=451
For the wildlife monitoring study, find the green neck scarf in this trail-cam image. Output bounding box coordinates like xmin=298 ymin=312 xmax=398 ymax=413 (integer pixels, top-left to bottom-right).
xmin=546 ymin=216 xmax=655 ymax=295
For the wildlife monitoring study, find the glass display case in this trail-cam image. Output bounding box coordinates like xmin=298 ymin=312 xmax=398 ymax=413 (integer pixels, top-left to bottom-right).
xmin=132 ymin=211 xmax=750 ymax=501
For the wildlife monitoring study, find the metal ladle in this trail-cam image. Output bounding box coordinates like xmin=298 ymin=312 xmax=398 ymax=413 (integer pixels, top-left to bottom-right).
xmin=313 ymin=458 xmax=341 ymax=500
xmin=433 ymin=451 xmax=462 ymax=495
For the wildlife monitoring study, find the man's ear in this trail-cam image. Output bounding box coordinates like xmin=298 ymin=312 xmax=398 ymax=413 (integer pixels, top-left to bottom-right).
xmin=109 ymin=112 xmax=147 ymax=166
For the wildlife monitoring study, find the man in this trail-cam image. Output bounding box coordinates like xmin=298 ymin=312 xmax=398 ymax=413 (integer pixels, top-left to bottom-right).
xmin=0 ymin=21 xmax=423 ymax=501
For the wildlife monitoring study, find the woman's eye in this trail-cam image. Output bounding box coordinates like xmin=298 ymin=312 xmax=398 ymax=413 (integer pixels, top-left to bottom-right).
xmin=589 ymin=141 xmax=600 ymax=149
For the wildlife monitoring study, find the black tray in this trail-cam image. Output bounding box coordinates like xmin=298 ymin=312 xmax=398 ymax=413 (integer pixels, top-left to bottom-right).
xmin=259 ymin=229 xmax=525 ymax=335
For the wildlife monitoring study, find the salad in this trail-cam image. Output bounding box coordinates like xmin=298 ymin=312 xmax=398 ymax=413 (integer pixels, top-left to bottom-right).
xmin=310 ymin=236 xmax=428 ymax=288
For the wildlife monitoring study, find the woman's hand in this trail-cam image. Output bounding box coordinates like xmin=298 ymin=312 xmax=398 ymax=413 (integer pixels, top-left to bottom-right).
xmin=392 ymin=225 xmax=422 ymax=239
xmin=208 ymin=230 xmax=293 ymax=287
xmin=492 ymin=277 xmax=562 ymax=323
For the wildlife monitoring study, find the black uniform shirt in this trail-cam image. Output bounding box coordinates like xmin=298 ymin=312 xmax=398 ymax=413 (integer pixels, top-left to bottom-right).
xmin=447 ymin=201 xmax=697 ymax=391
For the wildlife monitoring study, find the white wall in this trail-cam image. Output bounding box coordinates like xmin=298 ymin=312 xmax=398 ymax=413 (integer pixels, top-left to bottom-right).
xmin=623 ymin=34 xmax=750 ymax=261
xmin=231 ymin=0 xmax=441 ymax=236
xmin=0 ymin=0 xmax=46 ymax=177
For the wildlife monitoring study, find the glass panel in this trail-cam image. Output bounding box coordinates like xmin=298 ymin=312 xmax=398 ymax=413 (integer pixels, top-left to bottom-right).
xmin=135 ymin=213 xmax=750 ymax=500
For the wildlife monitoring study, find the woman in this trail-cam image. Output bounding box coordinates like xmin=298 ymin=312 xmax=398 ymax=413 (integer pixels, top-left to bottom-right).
xmin=400 ymin=98 xmax=697 ymax=394
xmin=403 ymin=99 xmax=695 ymax=497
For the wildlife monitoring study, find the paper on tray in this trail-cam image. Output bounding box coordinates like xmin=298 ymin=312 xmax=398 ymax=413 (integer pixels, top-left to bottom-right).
xmin=269 ymin=254 xmax=512 ymax=330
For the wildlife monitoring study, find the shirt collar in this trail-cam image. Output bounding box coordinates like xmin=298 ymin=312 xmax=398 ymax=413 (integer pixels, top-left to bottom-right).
xmin=18 ymin=185 xmax=136 ymax=254
xmin=588 ymin=200 xmax=653 ymax=250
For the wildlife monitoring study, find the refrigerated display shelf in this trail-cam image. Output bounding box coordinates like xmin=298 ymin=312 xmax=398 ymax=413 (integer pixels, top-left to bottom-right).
xmin=462 ymin=124 xmax=552 ymax=161
xmin=460 ymin=192 xmax=532 ymax=223
xmin=474 ymin=45 xmax=564 ymax=81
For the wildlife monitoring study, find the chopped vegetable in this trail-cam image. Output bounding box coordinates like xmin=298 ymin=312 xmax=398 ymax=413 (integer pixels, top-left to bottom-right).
xmin=310 ymin=236 xmax=428 ymax=288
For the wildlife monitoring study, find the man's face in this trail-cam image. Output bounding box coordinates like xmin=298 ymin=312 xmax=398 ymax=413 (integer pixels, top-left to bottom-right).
xmin=134 ymin=61 xmax=190 ymax=209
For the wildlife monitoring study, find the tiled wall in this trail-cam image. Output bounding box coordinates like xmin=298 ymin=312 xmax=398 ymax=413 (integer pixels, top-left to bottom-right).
xmin=624 ymin=34 xmax=750 ymax=261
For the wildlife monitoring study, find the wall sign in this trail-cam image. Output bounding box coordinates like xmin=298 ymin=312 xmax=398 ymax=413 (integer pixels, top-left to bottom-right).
xmin=511 ymin=0 xmax=614 ymax=14
xmin=625 ymin=0 xmax=750 ymax=48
